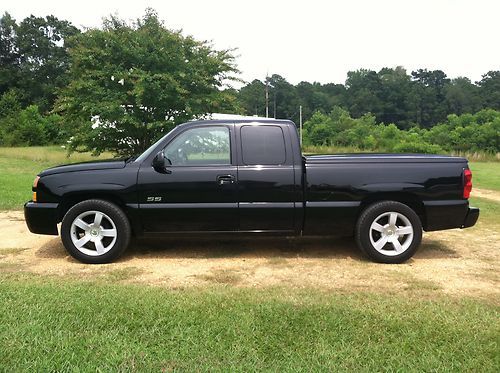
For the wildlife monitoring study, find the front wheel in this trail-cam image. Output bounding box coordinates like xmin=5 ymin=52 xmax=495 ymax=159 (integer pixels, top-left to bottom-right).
xmin=355 ymin=201 xmax=422 ymax=264
xmin=61 ymin=199 xmax=131 ymax=264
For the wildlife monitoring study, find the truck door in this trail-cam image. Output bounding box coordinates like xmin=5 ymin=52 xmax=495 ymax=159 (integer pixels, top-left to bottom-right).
xmin=237 ymin=124 xmax=297 ymax=232
xmin=137 ymin=124 xmax=238 ymax=232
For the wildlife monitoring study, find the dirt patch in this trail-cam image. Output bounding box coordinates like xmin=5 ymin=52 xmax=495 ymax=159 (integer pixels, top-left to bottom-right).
xmin=0 ymin=211 xmax=499 ymax=300
xmin=474 ymin=188 xmax=500 ymax=202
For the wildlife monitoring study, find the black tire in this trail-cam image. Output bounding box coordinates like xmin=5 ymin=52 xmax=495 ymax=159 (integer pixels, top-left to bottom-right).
xmin=355 ymin=201 xmax=422 ymax=264
xmin=61 ymin=199 xmax=131 ymax=264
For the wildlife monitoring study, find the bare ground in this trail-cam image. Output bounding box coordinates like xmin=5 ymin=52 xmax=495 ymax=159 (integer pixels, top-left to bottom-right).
xmin=0 ymin=210 xmax=498 ymax=301
xmin=474 ymin=188 xmax=500 ymax=203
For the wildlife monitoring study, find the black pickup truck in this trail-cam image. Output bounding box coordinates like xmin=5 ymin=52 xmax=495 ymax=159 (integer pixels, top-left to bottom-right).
xmin=25 ymin=119 xmax=479 ymax=264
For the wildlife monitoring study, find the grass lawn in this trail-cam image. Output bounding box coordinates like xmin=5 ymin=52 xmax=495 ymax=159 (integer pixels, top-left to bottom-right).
xmin=0 ymin=146 xmax=499 ymax=371
xmin=469 ymin=197 xmax=500 ymax=226
xmin=0 ymin=146 xmax=112 ymax=210
xmin=0 ymin=146 xmax=499 ymax=210
xmin=0 ymin=277 xmax=498 ymax=371
xmin=469 ymin=162 xmax=500 ymax=191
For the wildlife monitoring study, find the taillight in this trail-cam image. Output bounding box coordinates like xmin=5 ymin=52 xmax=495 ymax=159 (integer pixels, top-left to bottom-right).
xmin=463 ymin=169 xmax=472 ymax=199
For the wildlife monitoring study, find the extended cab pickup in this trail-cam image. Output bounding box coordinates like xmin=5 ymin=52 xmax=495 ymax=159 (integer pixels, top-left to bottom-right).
xmin=25 ymin=119 xmax=479 ymax=264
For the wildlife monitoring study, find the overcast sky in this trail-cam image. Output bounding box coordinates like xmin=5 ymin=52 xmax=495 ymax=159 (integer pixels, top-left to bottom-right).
xmin=5 ymin=0 xmax=500 ymax=86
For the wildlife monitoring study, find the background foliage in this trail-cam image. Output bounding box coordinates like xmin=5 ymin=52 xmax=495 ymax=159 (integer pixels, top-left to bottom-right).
xmin=0 ymin=10 xmax=499 ymax=156
xmin=302 ymin=107 xmax=500 ymax=154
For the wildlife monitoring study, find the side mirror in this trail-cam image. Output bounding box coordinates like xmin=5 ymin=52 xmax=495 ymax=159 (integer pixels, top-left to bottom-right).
xmin=152 ymin=151 xmax=171 ymax=174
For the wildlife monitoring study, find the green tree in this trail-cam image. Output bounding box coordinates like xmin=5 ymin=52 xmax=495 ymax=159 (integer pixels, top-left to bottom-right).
xmin=445 ymin=77 xmax=481 ymax=115
xmin=409 ymin=69 xmax=450 ymax=127
xmin=296 ymin=81 xmax=334 ymax=122
xmin=57 ymin=9 xmax=238 ymax=156
xmin=345 ymin=69 xmax=383 ymax=119
xmin=0 ymin=13 xmax=79 ymax=112
xmin=0 ymin=13 xmax=20 ymax=98
xmin=0 ymin=89 xmax=21 ymax=118
xmin=0 ymin=105 xmax=47 ymax=146
xmin=478 ymin=71 xmax=500 ymax=110
xmin=16 ymin=15 xmax=79 ymax=111
xmin=377 ymin=67 xmax=412 ymax=128
xmin=237 ymin=79 xmax=266 ymax=117
xmin=268 ymin=74 xmax=300 ymax=122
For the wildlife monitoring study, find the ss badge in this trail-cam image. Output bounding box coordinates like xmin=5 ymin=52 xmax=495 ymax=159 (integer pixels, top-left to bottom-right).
xmin=146 ymin=196 xmax=162 ymax=202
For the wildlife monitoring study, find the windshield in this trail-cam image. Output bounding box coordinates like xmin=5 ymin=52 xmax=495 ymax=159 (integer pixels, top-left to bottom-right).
xmin=134 ymin=128 xmax=175 ymax=164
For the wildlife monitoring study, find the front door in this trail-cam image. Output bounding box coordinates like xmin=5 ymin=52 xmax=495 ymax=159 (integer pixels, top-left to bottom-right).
xmin=137 ymin=124 xmax=238 ymax=232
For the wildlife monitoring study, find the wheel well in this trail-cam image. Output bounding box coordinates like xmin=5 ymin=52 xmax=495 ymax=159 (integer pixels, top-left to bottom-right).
xmin=57 ymin=194 xmax=126 ymax=222
xmin=359 ymin=193 xmax=425 ymax=226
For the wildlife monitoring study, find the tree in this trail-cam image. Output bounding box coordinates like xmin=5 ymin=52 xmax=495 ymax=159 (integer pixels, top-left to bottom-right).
xmin=478 ymin=71 xmax=500 ymax=110
xmin=237 ymin=79 xmax=266 ymax=117
xmin=267 ymin=74 xmax=299 ymax=122
xmin=57 ymin=9 xmax=238 ymax=156
xmin=377 ymin=66 xmax=412 ymax=128
xmin=409 ymin=69 xmax=450 ymax=127
xmin=0 ymin=13 xmax=20 ymax=98
xmin=296 ymin=81 xmax=333 ymax=122
xmin=0 ymin=13 xmax=79 ymax=112
xmin=0 ymin=104 xmax=48 ymax=146
xmin=445 ymin=77 xmax=481 ymax=115
xmin=345 ymin=69 xmax=383 ymax=120
xmin=16 ymin=15 xmax=79 ymax=111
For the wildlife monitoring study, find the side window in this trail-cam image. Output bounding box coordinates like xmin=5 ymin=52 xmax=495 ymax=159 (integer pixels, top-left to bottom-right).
xmin=164 ymin=127 xmax=230 ymax=166
xmin=241 ymin=125 xmax=286 ymax=165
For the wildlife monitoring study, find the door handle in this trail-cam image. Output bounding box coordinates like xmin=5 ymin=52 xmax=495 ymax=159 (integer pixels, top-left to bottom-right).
xmin=216 ymin=174 xmax=235 ymax=185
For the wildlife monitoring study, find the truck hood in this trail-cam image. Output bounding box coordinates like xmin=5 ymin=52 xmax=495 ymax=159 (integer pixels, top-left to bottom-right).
xmin=305 ymin=153 xmax=467 ymax=164
xmin=39 ymin=159 xmax=126 ymax=176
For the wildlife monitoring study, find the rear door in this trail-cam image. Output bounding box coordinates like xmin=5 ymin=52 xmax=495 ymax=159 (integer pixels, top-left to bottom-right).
xmin=236 ymin=123 xmax=297 ymax=232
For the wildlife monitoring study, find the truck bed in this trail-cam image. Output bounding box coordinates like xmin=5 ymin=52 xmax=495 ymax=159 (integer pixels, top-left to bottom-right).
xmin=303 ymin=154 xmax=469 ymax=234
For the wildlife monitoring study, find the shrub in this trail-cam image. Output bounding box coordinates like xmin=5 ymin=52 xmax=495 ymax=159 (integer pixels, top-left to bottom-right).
xmin=393 ymin=142 xmax=444 ymax=154
xmin=302 ymin=108 xmax=500 ymax=155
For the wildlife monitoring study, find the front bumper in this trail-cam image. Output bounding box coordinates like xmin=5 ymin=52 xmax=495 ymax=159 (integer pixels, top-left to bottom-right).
xmin=24 ymin=202 xmax=59 ymax=235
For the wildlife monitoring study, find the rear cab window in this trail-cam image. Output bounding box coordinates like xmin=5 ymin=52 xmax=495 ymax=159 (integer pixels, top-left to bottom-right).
xmin=240 ymin=125 xmax=286 ymax=165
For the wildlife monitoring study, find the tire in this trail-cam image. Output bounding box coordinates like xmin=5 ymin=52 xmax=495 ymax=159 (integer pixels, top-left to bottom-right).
xmin=61 ymin=199 xmax=131 ymax=264
xmin=355 ymin=201 xmax=422 ymax=264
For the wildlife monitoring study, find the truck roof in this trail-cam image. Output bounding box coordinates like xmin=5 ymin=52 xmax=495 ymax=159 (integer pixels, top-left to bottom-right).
xmin=179 ymin=118 xmax=296 ymax=128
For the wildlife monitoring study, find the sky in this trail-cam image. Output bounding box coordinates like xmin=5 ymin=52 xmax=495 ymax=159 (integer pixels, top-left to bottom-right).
xmin=4 ymin=0 xmax=500 ymax=86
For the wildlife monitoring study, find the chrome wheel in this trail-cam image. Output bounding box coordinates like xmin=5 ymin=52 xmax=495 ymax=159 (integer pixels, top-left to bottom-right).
xmin=70 ymin=210 xmax=117 ymax=256
xmin=369 ymin=211 xmax=414 ymax=256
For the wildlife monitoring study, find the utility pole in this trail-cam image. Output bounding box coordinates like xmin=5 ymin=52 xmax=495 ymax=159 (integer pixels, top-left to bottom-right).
xmin=265 ymin=74 xmax=269 ymax=118
xmin=273 ymin=91 xmax=276 ymax=119
xmin=299 ymin=105 xmax=303 ymax=147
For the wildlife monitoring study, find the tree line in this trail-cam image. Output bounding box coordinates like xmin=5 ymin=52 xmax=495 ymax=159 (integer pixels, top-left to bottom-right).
xmin=237 ymin=69 xmax=500 ymax=129
xmin=302 ymin=107 xmax=499 ymax=154
xmin=0 ymin=10 xmax=499 ymax=155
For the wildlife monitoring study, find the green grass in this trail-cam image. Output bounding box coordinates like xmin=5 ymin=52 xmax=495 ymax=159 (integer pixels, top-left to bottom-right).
xmin=0 ymin=146 xmax=112 ymax=210
xmin=0 ymin=146 xmax=499 ymax=210
xmin=0 ymin=276 xmax=498 ymax=372
xmin=469 ymin=197 xmax=500 ymax=226
xmin=0 ymin=146 xmax=499 ymax=371
xmin=469 ymin=162 xmax=500 ymax=191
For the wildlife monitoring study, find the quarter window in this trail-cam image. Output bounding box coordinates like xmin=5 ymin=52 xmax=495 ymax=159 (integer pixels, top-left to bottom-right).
xmin=164 ymin=127 xmax=230 ymax=166
xmin=241 ymin=125 xmax=286 ymax=165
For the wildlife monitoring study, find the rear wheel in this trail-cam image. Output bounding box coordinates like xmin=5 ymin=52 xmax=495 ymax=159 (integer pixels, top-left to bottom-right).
xmin=355 ymin=201 xmax=422 ymax=263
xmin=61 ymin=199 xmax=131 ymax=264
